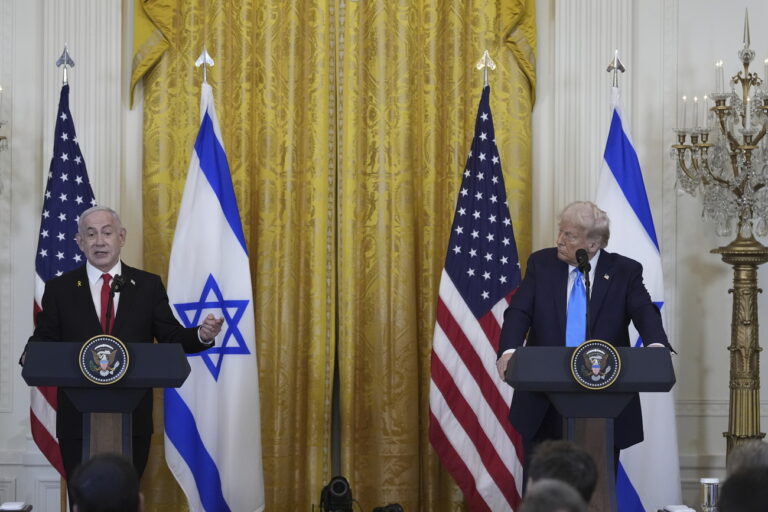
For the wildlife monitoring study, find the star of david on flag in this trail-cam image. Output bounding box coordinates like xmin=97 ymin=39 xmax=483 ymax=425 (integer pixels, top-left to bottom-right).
xmin=173 ymin=274 xmax=250 ymax=380
xmin=595 ymin=86 xmax=681 ymax=512
xmin=165 ymin=82 xmax=264 ymax=512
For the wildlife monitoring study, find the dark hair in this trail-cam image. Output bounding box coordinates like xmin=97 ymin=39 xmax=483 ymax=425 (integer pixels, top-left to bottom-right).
xmin=726 ymin=440 xmax=768 ymax=476
xmin=69 ymin=453 xmax=140 ymax=512
xmin=519 ymin=479 xmax=587 ymax=512
xmin=528 ymin=440 xmax=597 ymax=502
xmin=719 ymin=466 xmax=768 ymax=512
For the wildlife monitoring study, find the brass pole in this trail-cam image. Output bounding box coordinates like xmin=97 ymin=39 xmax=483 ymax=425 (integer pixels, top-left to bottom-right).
xmin=712 ymin=236 xmax=768 ymax=455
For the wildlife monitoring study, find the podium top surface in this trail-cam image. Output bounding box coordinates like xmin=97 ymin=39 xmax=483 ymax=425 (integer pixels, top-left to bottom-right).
xmin=506 ymin=346 xmax=675 ymax=393
xmin=22 ymin=341 xmax=191 ymax=389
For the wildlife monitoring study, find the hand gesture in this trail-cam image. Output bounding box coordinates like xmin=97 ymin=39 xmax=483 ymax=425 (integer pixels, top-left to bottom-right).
xmin=199 ymin=313 xmax=224 ymax=343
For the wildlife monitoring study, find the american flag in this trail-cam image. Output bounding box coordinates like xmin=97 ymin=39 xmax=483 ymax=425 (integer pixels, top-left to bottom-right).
xmin=428 ymin=85 xmax=524 ymax=511
xmin=31 ymin=83 xmax=96 ymax=477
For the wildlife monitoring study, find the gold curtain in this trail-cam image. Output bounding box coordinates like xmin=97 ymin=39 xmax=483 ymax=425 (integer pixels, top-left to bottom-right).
xmin=337 ymin=0 xmax=534 ymax=509
xmin=133 ymin=0 xmax=534 ymax=509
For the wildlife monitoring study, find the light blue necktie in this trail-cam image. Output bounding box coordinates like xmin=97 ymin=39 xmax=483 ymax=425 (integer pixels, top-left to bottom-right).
xmin=565 ymin=268 xmax=587 ymax=347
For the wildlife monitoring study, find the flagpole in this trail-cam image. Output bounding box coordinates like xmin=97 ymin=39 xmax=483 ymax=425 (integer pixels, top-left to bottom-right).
xmin=56 ymin=45 xmax=75 ymax=85
xmin=55 ymin=43 xmax=76 ymax=512
xmin=195 ymin=47 xmax=214 ymax=84
xmin=606 ymin=49 xmax=625 ymax=88
xmin=476 ymin=50 xmax=496 ymax=87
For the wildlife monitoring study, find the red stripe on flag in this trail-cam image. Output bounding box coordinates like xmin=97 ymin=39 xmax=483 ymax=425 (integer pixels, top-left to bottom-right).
xmin=477 ymin=309 xmax=524 ymax=464
xmin=429 ymin=410 xmax=492 ymax=512
xmin=33 ymin=296 xmax=62 ymax=477
xmin=33 ymin=301 xmax=42 ymax=327
xmin=431 ymin=351 xmax=521 ymax=508
xmin=436 ymin=298 xmax=521 ymax=453
xmin=30 ymin=408 xmax=65 ymax=477
xmin=478 ymin=310 xmax=501 ymax=353
xmin=37 ymin=385 xmax=57 ymax=409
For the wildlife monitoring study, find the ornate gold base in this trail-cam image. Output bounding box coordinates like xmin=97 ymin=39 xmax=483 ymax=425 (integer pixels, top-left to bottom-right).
xmin=712 ymin=236 xmax=768 ymax=457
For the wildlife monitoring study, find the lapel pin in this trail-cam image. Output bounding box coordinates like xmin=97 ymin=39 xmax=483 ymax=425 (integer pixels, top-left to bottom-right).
xmin=131 ymin=279 xmax=136 ymax=286
xmin=77 ymin=280 xmax=82 ymax=287
xmin=603 ymin=274 xmax=610 ymax=280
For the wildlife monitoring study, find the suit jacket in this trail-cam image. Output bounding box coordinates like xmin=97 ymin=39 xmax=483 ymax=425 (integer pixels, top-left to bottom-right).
xmin=29 ymin=263 xmax=210 ymax=439
xmin=498 ymin=247 xmax=670 ymax=449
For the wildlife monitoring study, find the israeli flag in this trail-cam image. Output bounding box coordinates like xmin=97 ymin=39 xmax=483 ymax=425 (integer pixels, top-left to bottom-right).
xmin=595 ymin=87 xmax=682 ymax=512
xmin=165 ymin=82 xmax=265 ymax=512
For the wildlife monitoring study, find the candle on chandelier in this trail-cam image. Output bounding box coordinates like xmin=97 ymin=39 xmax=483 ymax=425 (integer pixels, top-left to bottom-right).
xmin=746 ymin=96 xmax=751 ymax=130
xmin=720 ymin=60 xmax=726 ymax=93
xmin=702 ymin=95 xmax=709 ymax=129
xmin=764 ymin=58 xmax=768 ymax=84
xmin=693 ymin=97 xmax=699 ymax=128
xmin=716 ymin=61 xmax=724 ymax=93
xmin=680 ymin=95 xmax=687 ymax=130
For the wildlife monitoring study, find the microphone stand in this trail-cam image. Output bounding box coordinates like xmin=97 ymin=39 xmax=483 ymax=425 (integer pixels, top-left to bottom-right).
xmin=105 ymin=275 xmax=125 ymax=335
xmin=582 ymin=264 xmax=592 ymax=340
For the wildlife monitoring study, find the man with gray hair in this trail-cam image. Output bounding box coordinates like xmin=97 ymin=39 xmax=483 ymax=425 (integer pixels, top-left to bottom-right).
xmin=519 ymin=479 xmax=587 ymax=512
xmin=26 ymin=205 xmax=224 ymax=480
xmin=496 ymin=201 xmax=672 ymax=482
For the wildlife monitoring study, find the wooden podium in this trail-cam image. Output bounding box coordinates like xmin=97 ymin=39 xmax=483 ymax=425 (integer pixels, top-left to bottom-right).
xmin=22 ymin=341 xmax=191 ymax=462
xmin=506 ymin=346 xmax=675 ymax=512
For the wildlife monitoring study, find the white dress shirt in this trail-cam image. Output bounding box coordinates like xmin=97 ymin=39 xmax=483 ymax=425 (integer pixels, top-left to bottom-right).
xmin=85 ymin=260 xmax=122 ymax=320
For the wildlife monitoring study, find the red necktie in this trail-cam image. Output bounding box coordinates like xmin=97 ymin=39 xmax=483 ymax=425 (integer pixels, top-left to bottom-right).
xmin=100 ymin=273 xmax=114 ymax=334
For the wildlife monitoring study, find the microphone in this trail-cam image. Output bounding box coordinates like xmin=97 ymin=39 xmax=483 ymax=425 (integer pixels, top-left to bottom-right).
xmin=111 ymin=274 xmax=126 ymax=294
xmin=575 ymin=249 xmax=591 ymax=273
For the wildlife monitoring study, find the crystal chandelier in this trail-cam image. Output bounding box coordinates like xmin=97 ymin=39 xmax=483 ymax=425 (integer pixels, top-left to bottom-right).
xmin=672 ymin=11 xmax=768 ymax=455
xmin=672 ymin=14 xmax=768 ymax=239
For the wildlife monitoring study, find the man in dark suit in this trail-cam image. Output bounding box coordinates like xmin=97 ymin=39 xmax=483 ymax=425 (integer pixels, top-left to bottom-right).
xmin=495 ymin=201 xmax=672 ymax=480
xmin=27 ymin=205 xmax=224 ymax=479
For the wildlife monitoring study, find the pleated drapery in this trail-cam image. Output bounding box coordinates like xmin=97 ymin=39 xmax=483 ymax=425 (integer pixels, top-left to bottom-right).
xmin=132 ymin=0 xmax=534 ymax=509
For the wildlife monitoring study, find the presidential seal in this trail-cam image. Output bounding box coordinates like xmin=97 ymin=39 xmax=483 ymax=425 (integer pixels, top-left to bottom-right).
xmin=570 ymin=340 xmax=621 ymax=390
xmin=79 ymin=334 xmax=130 ymax=385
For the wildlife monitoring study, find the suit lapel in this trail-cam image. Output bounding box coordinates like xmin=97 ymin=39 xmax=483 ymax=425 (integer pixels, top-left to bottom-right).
xmin=589 ymin=250 xmax=613 ymax=332
xmin=72 ymin=266 xmax=102 ymax=334
xmin=553 ymin=257 xmax=568 ymax=343
xmin=112 ymin=263 xmax=135 ymax=337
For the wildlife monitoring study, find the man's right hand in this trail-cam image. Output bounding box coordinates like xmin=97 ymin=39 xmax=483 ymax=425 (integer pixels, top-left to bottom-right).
xmin=496 ymin=352 xmax=514 ymax=381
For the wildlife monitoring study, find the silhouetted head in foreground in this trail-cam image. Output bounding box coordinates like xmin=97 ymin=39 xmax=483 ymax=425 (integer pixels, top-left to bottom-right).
xmin=528 ymin=439 xmax=598 ymax=503
xmin=719 ymin=466 xmax=768 ymax=512
xmin=519 ymin=478 xmax=587 ymax=512
xmin=69 ymin=453 xmax=143 ymax=512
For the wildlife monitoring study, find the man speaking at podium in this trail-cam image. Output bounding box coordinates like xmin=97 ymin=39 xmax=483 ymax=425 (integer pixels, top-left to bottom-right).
xmin=27 ymin=205 xmax=224 ymax=479
xmin=495 ymin=201 xmax=672 ymax=480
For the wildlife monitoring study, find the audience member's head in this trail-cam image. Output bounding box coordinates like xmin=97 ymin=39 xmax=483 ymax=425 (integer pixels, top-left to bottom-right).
xmin=718 ymin=466 xmax=768 ymax=512
xmin=519 ymin=479 xmax=587 ymax=512
xmin=528 ymin=440 xmax=597 ymax=503
xmin=725 ymin=439 xmax=768 ymax=476
xmin=69 ymin=453 xmax=143 ymax=512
